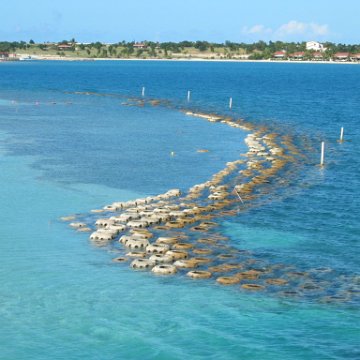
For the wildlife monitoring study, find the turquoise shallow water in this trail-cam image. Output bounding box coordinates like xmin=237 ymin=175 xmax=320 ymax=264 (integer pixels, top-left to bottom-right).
xmin=0 ymin=61 xmax=359 ymax=359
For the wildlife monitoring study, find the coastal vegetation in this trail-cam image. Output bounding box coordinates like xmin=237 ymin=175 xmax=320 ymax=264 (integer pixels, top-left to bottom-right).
xmin=1 ymin=39 xmax=360 ymax=61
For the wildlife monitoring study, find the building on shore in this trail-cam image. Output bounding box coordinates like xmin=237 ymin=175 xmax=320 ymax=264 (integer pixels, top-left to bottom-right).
xmin=57 ymin=44 xmax=74 ymax=51
xmin=133 ymin=43 xmax=147 ymax=49
xmin=333 ymin=52 xmax=350 ymax=61
xmin=0 ymin=52 xmax=9 ymax=60
xmin=288 ymin=51 xmax=305 ymax=60
xmin=350 ymin=53 xmax=360 ymax=62
xmin=306 ymin=41 xmax=326 ymax=52
xmin=312 ymin=52 xmax=324 ymax=61
xmin=273 ymin=50 xmax=287 ymax=60
xmin=0 ymin=52 xmax=18 ymax=61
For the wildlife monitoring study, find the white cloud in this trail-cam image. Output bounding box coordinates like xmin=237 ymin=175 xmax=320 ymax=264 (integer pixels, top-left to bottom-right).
xmin=310 ymin=23 xmax=329 ymax=36
xmin=275 ymin=20 xmax=329 ymax=38
xmin=242 ymin=24 xmax=272 ymax=35
xmin=277 ymin=20 xmax=307 ymax=35
xmin=241 ymin=21 xmax=329 ymax=40
xmin=249 ymin=25 xmax=271 ymax=34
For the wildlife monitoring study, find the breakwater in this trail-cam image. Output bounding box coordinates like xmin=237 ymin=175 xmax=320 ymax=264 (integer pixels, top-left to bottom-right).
xmin=64 ymin=93 xmax=359 ymax=304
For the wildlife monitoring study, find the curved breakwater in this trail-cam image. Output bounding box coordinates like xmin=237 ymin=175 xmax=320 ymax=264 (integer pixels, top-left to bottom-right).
xmin=64 ymin=93 xmax=359 ymax=304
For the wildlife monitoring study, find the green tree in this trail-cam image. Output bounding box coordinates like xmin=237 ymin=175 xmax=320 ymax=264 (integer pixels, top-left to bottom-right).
xmin=249 ymin=52 xmax=265 ymax=60
xmin=254 ymin=41 xmax=267 ymax=51
xmin=0 ymin=42 xmax=12 ymax=52
xmin=179 ymin=41 xmax=193 ymax=48
xmin=195 ymin=41 xmax=209 ymax=51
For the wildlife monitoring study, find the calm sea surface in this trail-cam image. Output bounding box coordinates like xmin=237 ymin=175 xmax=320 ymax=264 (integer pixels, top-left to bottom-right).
xmin=0 ymin=61 xmax=359 ymax=359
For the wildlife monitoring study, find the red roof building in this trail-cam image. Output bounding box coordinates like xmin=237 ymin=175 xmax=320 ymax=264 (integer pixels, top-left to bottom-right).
xmin=273 ymin=51 xmax=286 ymax=59
xmin=313 ymin=52 xmax=324 ymax=59
xmin=350 ymin=53 xmax=360 ymax=60
xmin=57 ymin=44 xmax=74 ymax=50
xmin=333 ymin=52 xmax=350 ymax=60
xmin=288 ymin=51 xmax=305 ymax=59
xmin=133 ymin=43 xmax=147 ymax=49
xmin=0 ymin=52 xmax=18 ymax=61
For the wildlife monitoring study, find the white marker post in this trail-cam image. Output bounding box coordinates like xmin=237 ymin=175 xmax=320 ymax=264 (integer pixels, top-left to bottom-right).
xmin=141 ymin=87 xmax=145 ymax=97
xmin=320 ymin=141 xmax=325 ymax=166
xmin=187 ymin=90 xmax=191 ymax=102
xmin=229 ymin=97 xmax=233 ymax=109
xmin=340 ymin=127 xmax=344 ymax=143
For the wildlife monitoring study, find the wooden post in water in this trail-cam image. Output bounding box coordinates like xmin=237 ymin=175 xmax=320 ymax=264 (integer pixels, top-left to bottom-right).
xmin=340 ymin=127 xmax=344 ymax=143
xmin=229 ymin=97 xmax=233 ymax=109
xmin=320 ymin=141 xmax=325 ymax=166
xmin=187 ymin=90 xmax=191 ymax=102
xmin=141 ymin=87 xmax=145 ymax=97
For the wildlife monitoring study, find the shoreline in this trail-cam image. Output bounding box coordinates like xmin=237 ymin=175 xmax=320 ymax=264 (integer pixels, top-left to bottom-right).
xmin=5 ymin=54 xmax=360 ymax=65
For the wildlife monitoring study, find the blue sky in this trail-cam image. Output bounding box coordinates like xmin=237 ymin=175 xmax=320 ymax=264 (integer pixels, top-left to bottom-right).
xmin=1 ymin=0 xmax=359 ymax=43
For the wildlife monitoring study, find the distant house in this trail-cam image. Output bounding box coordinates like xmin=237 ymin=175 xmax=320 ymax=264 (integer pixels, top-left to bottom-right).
xmin=350 ymin=53 xmax=360 ymax=61
xmin=288 ymin=51 xmax=305 ymax=60
xmin=57 ymin=44 xmax=74 ymax=51
xmin=306 ymin=41 xmax=326 ymax=52
xmin=0 ymin=52 xmax=18 ymax=61
xmin=133 ymin=43 xmax=147 ymax=49
xmin=312 ymin=52 xmax=324 ymax=60
xmin=273 ymin=51 xmax=287 ymax=59
xmin=0 ymin=52 xmax=9 ymax=59
xmin=333 ymin=52 xmax=350 ymax=61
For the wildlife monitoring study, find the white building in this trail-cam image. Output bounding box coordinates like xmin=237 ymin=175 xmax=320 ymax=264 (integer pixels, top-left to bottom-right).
xmin=306 ymin=41 xmax=326 ymax=52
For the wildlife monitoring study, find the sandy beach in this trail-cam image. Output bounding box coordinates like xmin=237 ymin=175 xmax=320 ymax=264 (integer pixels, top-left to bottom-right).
xmin=12 ymin=53 xmax=360 ymax=65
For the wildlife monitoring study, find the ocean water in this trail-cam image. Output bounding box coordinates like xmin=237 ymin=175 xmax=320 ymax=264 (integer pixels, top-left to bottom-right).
xmin=0 ymin=61 xmax=359 ymax=360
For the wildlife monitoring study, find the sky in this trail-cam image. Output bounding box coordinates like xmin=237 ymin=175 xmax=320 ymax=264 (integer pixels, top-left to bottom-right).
xmin=1 ymin=0 xmax=359 ymax=44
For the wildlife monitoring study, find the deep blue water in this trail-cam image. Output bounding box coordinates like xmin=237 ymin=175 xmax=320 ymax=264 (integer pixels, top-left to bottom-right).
xmin=0 ymin=61 xmax=359 ymax=359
